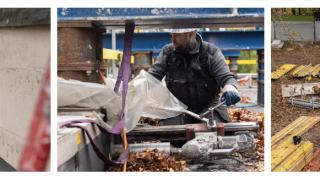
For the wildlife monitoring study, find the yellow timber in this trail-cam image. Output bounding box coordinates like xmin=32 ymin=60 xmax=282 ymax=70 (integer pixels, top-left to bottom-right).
xmin=272 ymin=116 xmax=320 ymax=147
xmin=311 ymin=64 xmax=320 ymax=77
xmin=103 ymin=48 xmax=134 ymax=63
xmin=296 ymin=64 xmax=313 ymax=77
xmin=225 ymin=60 xmax=257 ymax=65
xmin=291 ymin=65 xmax=305 ymax=76
xmin=271 ymin=64 xmax=296 ymax=80
xmin=271 ymin=116 xmax=320 ymax=172
xmin=272 ymin=141 xmax=313 ymax=172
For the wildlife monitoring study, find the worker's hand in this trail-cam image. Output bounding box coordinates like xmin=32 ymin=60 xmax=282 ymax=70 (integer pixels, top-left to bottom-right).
xmin=221 ymin=85 xmax=241 ymax=106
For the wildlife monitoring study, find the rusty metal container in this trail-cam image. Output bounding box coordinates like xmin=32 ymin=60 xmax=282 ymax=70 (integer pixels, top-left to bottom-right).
xmin=132 ymin=51 xmax=153 ymax=76
xmin=58 ymin=27 xmax=107 ymax=83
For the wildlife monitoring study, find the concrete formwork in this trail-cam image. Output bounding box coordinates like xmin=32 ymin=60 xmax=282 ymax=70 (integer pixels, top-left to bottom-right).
xmin=274 ymin=21 xmax=315 ymax=42
xmin=0 ymin=25 xmax=50 ymax=169
xmin=315 ymin=21 xmax=320 ymax=41
xmin=58 ymin=27 xmax=106 ymax=83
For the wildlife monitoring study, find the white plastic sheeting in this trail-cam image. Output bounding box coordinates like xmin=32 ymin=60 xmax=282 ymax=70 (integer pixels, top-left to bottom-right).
xmin=58 ymin=70 xmax=187 ymax=132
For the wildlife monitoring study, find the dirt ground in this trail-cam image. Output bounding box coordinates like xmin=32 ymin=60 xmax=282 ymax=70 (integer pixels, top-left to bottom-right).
xmin=272 ymin=42 xmax=320 ymax=148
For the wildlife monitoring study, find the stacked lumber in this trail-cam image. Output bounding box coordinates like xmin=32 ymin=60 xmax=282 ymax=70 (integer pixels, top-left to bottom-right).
xmin=271 ymin=64 xmax=296 ymax=80
xmin=272 ymin=116 xmax=320 ymax=172
xmin=271 ymin=64 xmax=320 ymax=80
xmin=291 ymin=64 xmax=320 ymax=78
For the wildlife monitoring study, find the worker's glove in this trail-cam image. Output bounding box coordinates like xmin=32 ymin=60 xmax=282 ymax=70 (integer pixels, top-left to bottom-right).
xmin=221 ymin=85 xmax=241 ymax=106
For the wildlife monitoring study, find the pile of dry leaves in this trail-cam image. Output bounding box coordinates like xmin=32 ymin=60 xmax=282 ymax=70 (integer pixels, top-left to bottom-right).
xmin=138 ymin=117 xmax=160 ymax=126
xmin=228 ymin=108 xmax=264 ymax=129
xmin=240 ymin=97 xmax=251 ymax=103
xmin=110 ymin=149 xmax=187 ymax=172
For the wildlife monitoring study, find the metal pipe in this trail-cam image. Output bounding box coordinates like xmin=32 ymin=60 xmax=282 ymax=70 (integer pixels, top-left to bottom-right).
xmin=111 ymin=142 xmax=182 ymax=155
xmin=289 ymin=98 xmax=320 ymax=109
xmin=223 ymin=122 xmax=259 ymax=133
xmin=200 ymin=101 xmax=225 ymax=118
xmin=184 ymin=110 xmax=216 ymax=128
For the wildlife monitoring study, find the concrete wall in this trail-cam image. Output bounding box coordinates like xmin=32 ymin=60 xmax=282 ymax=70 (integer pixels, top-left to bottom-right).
xmin=271 ymin=22 xmax=275 ymax=41
xmin=274 ymin=21 xmax=315 ymax=41
xmin=0 ymin=25 xmax=50 ymax=169
xmin=316 ymin=21 xmax=320 ymax=41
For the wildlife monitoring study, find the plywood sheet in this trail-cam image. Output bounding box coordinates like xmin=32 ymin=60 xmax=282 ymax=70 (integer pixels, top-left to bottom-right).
xmin=281 ymin=83 xmax=320 ymax=97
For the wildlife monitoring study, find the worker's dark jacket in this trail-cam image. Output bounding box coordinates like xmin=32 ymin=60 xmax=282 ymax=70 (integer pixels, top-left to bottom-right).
xmin=148 ymin=34 xmax=237 ymax=123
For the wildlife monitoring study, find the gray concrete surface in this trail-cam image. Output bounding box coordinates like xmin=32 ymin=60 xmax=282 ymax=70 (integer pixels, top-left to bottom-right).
xmin=274 ymin=21 xmax=315 ymax=42
xmin=316 ymin=21 xmax=320 ymax=41
xmin=271 ymin=22 xmax=275 ymax=41
xmin=58 ymin=134 xmax=110 ymax=171
xmin=0 ymin=25 xmax=50 ymax=169
xmin=237 ymin=85 xmax=264 ymax=113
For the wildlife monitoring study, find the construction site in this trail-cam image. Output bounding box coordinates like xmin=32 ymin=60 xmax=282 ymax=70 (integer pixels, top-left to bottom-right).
xmin=0 ymin=8 xmax=51 ymax=172
xmin=57 ymin=8 xmax=264 ymax=172
xmin=271 ymin=8 xmax=320 ymax=172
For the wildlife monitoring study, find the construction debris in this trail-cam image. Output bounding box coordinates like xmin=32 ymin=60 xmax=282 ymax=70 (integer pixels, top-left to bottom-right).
xmin=109 ymin=149 xmax=187 ymax=172
xmin=313 ymin=86 xmax=320 ymax=94
xmin=272 ymin=40 xmax=284 ymax=49
xmin=281 ymin=83 xmax=320 ymax=97
xmin=271 ymin=64 xmax=296 ymax=80
xmin=272 ymin=116 xmax=320 ymax=172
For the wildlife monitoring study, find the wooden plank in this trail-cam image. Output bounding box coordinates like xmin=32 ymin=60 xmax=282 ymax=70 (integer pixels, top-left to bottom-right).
xmin=296 ymin=64 xmax=312 ymax=77
xmin=311 ymin=64 xmax=320 ymax=77
xmin=291 ymin=65 xmax=306 ymax=76
xmin=291 ymin=64 xmax=318 ymax=77
xmin=272 ymin=116 xmax=320 ymax=172
xmin=272 ymin=141 xmax=313 ymax=172
xmin=281 ymin=83 xmax=320 ymax=97
xmin=271 ymin=64 xmax=296 ymax=80
xmin=272 ymin=116 xmax=319 ymax=147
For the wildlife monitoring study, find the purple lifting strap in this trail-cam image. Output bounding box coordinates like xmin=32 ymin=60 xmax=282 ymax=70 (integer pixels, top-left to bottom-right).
xmin=59 ymin=119 xmax=128 ymax=165
xmin=112 ymin=22 xmax=135 ymax=134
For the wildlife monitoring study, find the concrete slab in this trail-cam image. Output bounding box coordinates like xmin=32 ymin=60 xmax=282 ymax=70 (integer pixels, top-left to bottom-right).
xmin=0 ymin=25 xmax=50 ymax=169
xmin=315 ymin=21 xmax=320 ymax=41
xmin=275 ymin=21 xmax=315 ymax=42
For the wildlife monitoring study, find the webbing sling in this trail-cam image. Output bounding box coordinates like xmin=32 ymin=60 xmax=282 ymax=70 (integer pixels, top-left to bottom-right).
xmin=59 ymin=120 xmax=128 ymax=166
xmin=58 ymin=22 xmax=135 ymax=167
xmin=112 ymin=22 xmax=135 ymax=134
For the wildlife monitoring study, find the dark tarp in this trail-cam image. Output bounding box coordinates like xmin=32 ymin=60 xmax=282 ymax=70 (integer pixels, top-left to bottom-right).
xmin=0 ymin=8 xmax=50 ymax=27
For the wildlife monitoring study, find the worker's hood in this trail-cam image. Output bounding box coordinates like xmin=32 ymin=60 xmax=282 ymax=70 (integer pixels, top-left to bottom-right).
xmin=173 ymin=33 xmax=203 ymax=55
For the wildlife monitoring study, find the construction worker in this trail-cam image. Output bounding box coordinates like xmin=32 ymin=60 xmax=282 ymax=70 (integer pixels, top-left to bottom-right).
xmin=148 ymin=29 xmax=240 ymax=125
